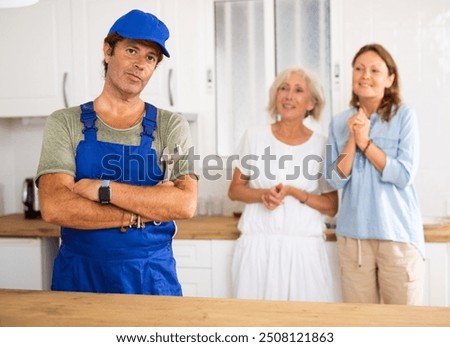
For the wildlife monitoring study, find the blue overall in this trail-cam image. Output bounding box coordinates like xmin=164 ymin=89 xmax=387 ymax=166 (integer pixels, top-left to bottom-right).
xmin=51 ymin=102 xmax=182 ymax=295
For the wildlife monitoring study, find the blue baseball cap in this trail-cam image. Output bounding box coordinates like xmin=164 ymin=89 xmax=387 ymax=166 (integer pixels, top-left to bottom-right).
xmin=108 ymin=9 xmax=170 ymax=57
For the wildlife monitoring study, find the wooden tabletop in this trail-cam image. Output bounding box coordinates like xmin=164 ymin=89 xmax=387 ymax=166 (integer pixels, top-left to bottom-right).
xmin=1 ymin=289 xmax=450 ymax=327
xmin=1 ymin=213 xmax=449 ymax=242
xmin=0 ymin=213 xmax=240 ymax=240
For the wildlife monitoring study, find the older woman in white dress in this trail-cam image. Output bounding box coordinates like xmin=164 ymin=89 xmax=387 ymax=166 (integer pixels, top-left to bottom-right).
xmin=228 ymin=67 xmax=340 ymax=302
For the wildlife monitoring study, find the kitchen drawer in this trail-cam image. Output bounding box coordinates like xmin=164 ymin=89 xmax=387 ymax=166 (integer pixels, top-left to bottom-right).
xmin=172 ymin=240 xmax=211 ymax=268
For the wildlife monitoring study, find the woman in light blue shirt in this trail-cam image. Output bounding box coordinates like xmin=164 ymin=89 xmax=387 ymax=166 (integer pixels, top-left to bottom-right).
xmin=327 ymin=44 xmax=425 ymax=305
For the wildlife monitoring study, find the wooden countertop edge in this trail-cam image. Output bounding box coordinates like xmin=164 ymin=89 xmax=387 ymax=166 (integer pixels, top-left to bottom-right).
xmin=1 ymin=289 xmax=450 ymax=327
xmin=1 ymin=213 xmax=449 ymax=242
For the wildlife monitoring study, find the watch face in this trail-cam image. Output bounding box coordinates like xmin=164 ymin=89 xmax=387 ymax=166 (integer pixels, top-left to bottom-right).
xmin=99 ymin=187 xmax=110 ymax=204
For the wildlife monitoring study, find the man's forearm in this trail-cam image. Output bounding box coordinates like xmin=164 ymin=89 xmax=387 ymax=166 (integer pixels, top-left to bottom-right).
xmin=39 ymin=173 xmax=126 ymax=230
xmin=110 ymin=175 xmax=198 ymax=221
xmin=40 ymin=173 xmax=197 ymax=228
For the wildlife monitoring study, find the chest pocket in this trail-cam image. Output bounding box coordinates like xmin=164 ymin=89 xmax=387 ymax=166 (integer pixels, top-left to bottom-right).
xmin=372 ymin=136 xmax=399 ymax=157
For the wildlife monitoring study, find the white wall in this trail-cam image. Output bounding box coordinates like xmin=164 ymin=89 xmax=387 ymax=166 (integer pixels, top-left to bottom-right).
xmin=0 ymin=118 xmax=45 ymax=214
xmin=0 ymin=119 xmax=14 ymax=215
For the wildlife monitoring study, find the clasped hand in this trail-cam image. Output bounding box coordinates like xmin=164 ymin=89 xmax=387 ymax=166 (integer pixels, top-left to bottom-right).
xmin=261 ymin=183 xmax=287 ymax=210
xmin=347 ymin=108 xmax=370 ymax=149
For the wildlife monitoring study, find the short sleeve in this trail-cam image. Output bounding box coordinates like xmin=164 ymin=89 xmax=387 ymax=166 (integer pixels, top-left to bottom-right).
xmin=36 ymin=109 xmax=78 ymax=183
xmin=159 ymin=111 xmax=198 ymax=180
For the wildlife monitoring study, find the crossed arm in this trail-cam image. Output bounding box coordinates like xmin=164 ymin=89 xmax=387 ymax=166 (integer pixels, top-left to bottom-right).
xmin=38 ymin=173 xmax=198 ymax=230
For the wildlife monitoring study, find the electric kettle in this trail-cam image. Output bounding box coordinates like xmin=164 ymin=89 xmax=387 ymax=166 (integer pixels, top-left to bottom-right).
xmin=22 ymin=177 xmax=41 ymax=219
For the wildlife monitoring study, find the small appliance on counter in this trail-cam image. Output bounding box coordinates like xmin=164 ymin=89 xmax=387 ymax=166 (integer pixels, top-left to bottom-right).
xmin=22 ymin=177 xmax=41 ymax=219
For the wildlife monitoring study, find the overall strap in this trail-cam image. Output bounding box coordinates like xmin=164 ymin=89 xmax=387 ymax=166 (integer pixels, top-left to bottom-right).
xmin=141 ymin=103 xmax=158 ymax=141
xmin=80 ymin=101 xmax=98 ymax=141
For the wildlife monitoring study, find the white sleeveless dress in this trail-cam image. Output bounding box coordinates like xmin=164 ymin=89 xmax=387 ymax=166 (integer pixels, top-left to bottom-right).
xmin=232 ymin=125 xmax=341 ymax=302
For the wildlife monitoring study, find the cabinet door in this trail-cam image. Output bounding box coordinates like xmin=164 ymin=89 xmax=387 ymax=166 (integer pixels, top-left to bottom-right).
xmin=424 ymin=243 xmax=450 ymax=307
xmin=0 ymin=0 xmax=72 ymax=117
xmin=173 ymin=240 xmax=212 ymax=297
xmin=211 ymin=240 xmax=235 ymax=298
xmin=161 ymin=0 xmax=207 ymax=113
xmin=0 ymin=237 xmax=58 ymax=290
xmin=176 ymin=268 xmax=212 ymax=297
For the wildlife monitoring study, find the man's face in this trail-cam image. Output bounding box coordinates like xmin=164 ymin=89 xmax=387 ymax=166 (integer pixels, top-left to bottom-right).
xmin=103 ymin=39 xmax=160 ymax=97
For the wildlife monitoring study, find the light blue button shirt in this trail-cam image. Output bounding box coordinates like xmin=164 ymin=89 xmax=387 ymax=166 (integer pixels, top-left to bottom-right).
xmin=326 ymin=105 xmax=425 ymax=258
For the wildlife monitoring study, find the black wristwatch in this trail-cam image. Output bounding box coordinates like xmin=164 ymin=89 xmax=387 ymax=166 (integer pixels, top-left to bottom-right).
xmin=98 ymin=180 xmax=111 ymax=204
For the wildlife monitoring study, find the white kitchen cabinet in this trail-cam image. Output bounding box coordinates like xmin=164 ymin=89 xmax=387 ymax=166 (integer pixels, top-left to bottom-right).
xmin=0 ymin=0 xmax=207 ymax=116
xmin=172 ymin=240 xmax=212 ymax=297
xmin=423 ymin=243 xmax=450 ymax=307
xmin=211 ymin=240 xmax=235 ymax=298
xmin=161 ymin=0 xmax=208 ymax=114
xmin=0 ymin=237 xmax=58 ymax=290
xmin=173 ymin=239 xmax=235 ymax=298
xmin=0 ymin=0 xmax=73 ymax=117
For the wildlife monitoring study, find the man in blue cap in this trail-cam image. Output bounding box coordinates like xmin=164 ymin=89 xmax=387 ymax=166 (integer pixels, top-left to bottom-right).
xmin=36 ymin=9 xmax=198 ymax=295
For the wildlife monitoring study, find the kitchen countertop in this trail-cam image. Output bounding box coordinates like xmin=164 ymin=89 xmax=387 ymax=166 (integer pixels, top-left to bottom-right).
xmin=0 ymin=213 xmax=449 ymax=242
xmin=0 ymin=213 xmax=240 ymax=240
xmin=1 ymin=288 xmax=449 ymax=327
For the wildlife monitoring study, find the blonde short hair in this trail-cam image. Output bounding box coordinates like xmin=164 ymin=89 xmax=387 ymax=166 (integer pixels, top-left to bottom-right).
xmin=266 ymin=67 xmax=325 ymax=120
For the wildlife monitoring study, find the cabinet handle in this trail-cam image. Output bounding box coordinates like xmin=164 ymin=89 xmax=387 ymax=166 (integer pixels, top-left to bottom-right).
xmin=168 ymin=68 xmax=174 ymax=106
xmin=62 ymin=72 xmax=69 ymax=108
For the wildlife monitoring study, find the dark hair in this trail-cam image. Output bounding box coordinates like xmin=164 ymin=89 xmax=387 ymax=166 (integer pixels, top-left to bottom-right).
xmin=102 ymin=33 xmax=164 ymax=74
xmin=350 ymin=43 xmax=401 ymax=121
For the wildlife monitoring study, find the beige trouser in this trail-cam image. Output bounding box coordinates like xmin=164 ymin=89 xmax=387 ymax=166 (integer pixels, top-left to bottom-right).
xmin=337 ymin=236 xmax=425 ymax=305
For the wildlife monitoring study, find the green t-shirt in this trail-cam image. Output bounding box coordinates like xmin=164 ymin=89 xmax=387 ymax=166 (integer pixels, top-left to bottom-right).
xmin=36 ymin=106 xmax=196 ymax=182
